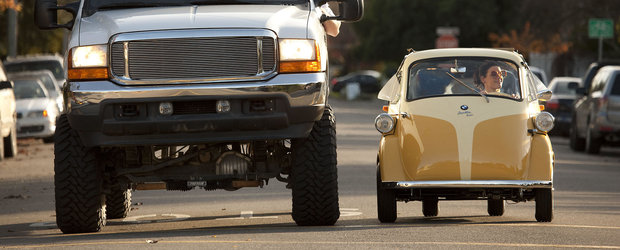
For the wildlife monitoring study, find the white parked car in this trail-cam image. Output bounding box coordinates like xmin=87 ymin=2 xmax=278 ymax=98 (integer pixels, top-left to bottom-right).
xmin=13 ymin=78 xmax=59 ymax=143
xmin=0 ymin=62 xmax=18 ymax=159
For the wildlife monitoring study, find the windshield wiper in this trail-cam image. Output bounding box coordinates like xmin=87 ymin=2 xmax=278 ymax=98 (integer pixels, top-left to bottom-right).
xmin=445 ymin=72 xmax=489 ymax=103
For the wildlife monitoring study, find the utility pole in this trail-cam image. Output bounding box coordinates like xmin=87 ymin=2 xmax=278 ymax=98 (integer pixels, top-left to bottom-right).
xmin=7 ymin=0 xmax=18 ymax=57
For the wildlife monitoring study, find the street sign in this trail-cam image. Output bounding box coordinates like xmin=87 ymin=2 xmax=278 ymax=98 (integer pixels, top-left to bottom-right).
xmin=436 ymin=34 xmax=458 ymax=48
xmin=589 ymin=18 xmax=613 ymax=38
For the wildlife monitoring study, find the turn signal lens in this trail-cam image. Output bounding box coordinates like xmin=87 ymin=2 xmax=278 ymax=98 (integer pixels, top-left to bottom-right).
xmin=375 ymin=113 xmax=395 ymax=134
xmin=534 ymin=111 xmax=555 ymax=132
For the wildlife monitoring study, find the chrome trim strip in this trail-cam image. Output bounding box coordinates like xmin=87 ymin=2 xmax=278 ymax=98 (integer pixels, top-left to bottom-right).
xmin=393 ymin=180 xmax=552 ymax=188
xmin=257 ymin=38 xmax=264 ymax=74
xmin=123 ymin=42 xmax=129 ymax=78
xmin=108 ymin=29 xmax=278 ymax=86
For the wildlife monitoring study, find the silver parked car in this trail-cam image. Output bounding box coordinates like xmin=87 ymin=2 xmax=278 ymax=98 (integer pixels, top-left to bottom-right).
xmin=8 ymin=70 xmax=63 ymax=112
xmin=13 ymin=79 xmax=59 ymax=143
xmin=570 ymin=65 xmax=620 ymax=153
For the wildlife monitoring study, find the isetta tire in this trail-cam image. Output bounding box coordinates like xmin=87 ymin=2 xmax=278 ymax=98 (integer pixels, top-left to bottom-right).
xmin=376 ymin=166 xmax=397 ymax=223
xmin=54 ymin=115 xmax=107 ymax=234
xmin=487 ymin=199 xmax=505 ymax=216
xmin=535 ymin=188 xmax=553 ymax=222
xmin=422 ymin=198 xmax=439 ymax=217
xmin=3 ymin=125 xmax=17 ymax=157
xmin=291 ymin=105 xmax=340 ymax=226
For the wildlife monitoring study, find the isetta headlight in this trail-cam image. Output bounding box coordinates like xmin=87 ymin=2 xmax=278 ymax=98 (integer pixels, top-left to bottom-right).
xmin=534 ymin=111 xmax=555 ymax=132
xmin=375 ymin=113 xmax=395 ymax=134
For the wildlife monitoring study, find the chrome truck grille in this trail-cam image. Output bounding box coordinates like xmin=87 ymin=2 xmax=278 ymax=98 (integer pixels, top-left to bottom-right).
xmin=109 ymin=29 xmax=277 ymax=85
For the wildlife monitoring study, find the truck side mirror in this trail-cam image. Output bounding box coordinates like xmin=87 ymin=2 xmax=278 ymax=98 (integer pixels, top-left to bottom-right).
xmin=35 ymin=0 xmax=79 ymax=30
xmin=319 ymin=0 xmax=364 ymax=22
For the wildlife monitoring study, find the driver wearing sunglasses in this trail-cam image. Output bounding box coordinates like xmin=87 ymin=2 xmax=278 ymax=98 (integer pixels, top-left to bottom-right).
xmin=475 ymin=61 xmax=508 ymax=95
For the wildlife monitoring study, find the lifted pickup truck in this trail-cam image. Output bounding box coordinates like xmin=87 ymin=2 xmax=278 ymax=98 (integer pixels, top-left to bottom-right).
xmin=35 ymin=0 xmax=362 ymax=234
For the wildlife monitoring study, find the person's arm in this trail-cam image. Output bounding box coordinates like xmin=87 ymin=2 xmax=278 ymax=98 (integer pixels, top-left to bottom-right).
xmin=320 ymin=4 xmax=341 ymax=37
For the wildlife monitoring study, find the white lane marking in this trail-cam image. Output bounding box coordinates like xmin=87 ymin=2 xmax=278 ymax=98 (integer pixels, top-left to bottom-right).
xmin=216 ymin=211 xmax=278 ymax=220
xmin=29 ymin=222 xmax=56 ymax=227
xmin=340 ymin=208 xmax=363 ymax=217
xmin=122 ymin=214 xmax=190 ymax=224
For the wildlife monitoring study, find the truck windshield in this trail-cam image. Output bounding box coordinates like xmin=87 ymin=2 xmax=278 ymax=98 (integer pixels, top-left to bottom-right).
xmin=83 ymin=0 xmax=308 ymax=16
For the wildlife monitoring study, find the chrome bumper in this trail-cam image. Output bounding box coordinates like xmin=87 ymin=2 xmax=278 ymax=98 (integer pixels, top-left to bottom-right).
xmin=386 ymin=180 xmax=553 ymax=189
xmin=64 ymin=73 xmax=328 ymax=147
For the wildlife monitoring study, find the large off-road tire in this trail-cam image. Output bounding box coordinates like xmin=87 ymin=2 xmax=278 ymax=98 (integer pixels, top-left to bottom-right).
xmin=376 ymin=166 xmax=396 ymax=223
xmin=487 ymin=199 xmax=505 ymax=216
xmin=569 ymin=118 xmax=585 ymax=151
xmin=535 ymin=188 xmax=553 ymax=222
xmin=291 ymin=105 xmax=339 ymax=226
xmin=585 ymin=124 xmax=602 ymax=154
xmin=106 ymin=186 xmax=132 ymax=219
xmin=3 ymin=125 xmax=17 ymax=158
xmin=422 ymin=198 xmax=439 ymax=217
xmin=54 ymin=115 xmax=106 ymax=234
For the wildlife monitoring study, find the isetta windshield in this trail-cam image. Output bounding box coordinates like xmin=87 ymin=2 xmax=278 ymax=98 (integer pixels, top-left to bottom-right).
xmin=407 ymin=57 xmax=522 ymax=101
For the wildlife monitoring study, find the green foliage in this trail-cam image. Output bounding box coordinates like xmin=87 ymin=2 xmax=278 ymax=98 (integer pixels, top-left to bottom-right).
xmin=352 ymin=0 xmax=520 ymax=64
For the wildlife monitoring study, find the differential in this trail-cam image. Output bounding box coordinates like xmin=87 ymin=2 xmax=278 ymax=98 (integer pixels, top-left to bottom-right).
xmin=216 ymin=151 xmax=251 ymax=175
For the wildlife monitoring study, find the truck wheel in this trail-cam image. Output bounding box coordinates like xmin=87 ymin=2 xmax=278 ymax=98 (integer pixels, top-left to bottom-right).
xmin=377 ymin=166 xmax=396 ymax=223
xmin=54 ymin=115 xmax=106 ymax=233
xmin=569 ymin=118 xmax=585 ymax=151
xmin=3 ymin=125 xmax=17 ymax=157
xmin=535 ymin=188 xmax=553 ymax=222
xmin=291 ymin=105 xmax=339 ymax=226
xmin=487 ymin=199 xmax=505 ymax=216
xmin=422 ymin=198 xmax=439 ymax=217
xmin=106 ymin=186 xmax=132 ymax=219
xmin=585 ymin=125 xmax=602 ymax=154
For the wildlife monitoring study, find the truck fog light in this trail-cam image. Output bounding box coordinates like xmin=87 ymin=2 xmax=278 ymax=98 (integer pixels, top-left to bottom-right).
xmin=375 ymin=113 xmax=395 ymax=134
xmin=534 ymin=111 xmax=554 ymax=132
xmin=216 ymin=100 xmax=231 ymax=113
xmin=159 ymin=102 xmax=173 ymax=115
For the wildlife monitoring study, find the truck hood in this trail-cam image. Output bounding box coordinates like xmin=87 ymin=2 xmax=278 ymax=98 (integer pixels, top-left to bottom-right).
xmin=78 ymin=5 xmax=310 ymax=45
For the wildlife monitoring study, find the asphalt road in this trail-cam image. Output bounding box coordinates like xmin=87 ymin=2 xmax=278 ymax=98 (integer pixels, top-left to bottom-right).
xmin=1 ymin=97 xmax=619 ymax=249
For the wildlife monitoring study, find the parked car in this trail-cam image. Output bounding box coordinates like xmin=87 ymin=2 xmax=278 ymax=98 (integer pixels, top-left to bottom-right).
xmin=375 ymin=48 xmax=554 ymax=223
xmin=0 ymin=62 xmax=18 ymax=160
xmin=3 ymin=54 xmax=65 ymax=88
xmin=13 ymin=78 xmax=59 ymax=143
xmin=530 ymin=66 xmax=548 ymax=87
xmin=570 ymin=65 xmax=620 ymax=154
xmin=8 ymin=70 xmax=63 ymax=112
xmin=545 ymin=77 xmax=581 ymax=135
xmin=331 ymin=70 xmax=383 ymax=94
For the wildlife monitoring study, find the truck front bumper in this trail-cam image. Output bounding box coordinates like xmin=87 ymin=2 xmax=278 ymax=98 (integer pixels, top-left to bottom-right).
xmin=65 ymin=73 xmax=328 ymax=147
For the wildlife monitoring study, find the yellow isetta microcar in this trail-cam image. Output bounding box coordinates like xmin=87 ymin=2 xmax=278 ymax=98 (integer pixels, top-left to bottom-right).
xmin=375 ymin=48 xmax=555 ymax=223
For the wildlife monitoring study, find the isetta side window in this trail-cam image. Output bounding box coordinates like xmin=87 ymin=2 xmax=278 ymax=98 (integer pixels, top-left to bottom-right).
xmin=406 ymin=57 xmax=522 ymax=101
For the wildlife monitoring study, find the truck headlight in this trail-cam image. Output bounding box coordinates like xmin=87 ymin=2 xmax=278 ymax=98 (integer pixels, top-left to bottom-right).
xmin=375 ymin=113 xmax=396 ymax=134
xmin=68 ymin=45 xmax=109 ymax=80
xmin=278 ymin=39 xmax=320 ymax=73
xmin=534 ymin=111 xmax=554 ymax=132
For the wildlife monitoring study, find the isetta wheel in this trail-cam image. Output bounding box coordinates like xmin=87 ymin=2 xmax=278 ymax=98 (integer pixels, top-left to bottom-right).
xmin=535 ymin=188 xmax=553 ymax=222
xmin=422 ymin=198 xmax=439 ymax=217
xmin=376 ymin=166 xmax=396 ymax=223
xmin=487 ymin=199 xmax=505 ymax=216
